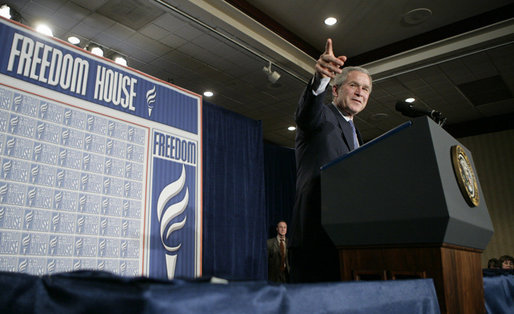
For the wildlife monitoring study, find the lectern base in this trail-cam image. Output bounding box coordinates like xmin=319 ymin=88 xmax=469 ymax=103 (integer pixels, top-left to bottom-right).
xmin=338 ymin=244 xmax=485 ymax=314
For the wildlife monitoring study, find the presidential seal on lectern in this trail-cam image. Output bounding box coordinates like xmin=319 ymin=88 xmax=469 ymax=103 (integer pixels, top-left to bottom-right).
xmin=451 ymin=145 xmax=480 ymax=207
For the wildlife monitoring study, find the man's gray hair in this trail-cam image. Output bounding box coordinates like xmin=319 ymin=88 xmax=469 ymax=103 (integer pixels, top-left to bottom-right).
xmin=331 ymin=66 xmax=372 ymax=92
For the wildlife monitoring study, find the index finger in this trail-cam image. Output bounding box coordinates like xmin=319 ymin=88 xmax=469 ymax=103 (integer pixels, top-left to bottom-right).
xmin=324 ymin=38 xmax=334 ymax=56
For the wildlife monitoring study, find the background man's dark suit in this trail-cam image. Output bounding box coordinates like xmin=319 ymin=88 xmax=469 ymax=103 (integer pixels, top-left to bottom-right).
xmin=290 ymin=80 xmax=362 ymax=282
xmin=267 ymin=237 xmax=290 ymax=283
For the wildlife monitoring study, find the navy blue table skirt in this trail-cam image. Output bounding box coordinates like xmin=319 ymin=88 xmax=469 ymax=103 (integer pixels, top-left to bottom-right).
xmin=483 ymin=269 xmax=514 ymax=314
xmin=0 ymin=270 xmax=440 ymax=313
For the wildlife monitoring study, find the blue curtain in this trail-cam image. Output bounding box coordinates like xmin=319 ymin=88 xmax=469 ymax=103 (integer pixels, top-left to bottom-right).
xmin=202 ymin=101 xmax=267 ymax=280
xmin=264 ymin=142 xmax=296 ymax=238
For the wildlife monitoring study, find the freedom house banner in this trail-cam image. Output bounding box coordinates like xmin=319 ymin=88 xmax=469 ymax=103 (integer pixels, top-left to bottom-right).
xmin=0 ymin=18 xmax=202 ymax=280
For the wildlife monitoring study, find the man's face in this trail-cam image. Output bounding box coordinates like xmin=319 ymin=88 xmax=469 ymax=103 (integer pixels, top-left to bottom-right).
xmin=277 ymin=222 xmax=287 ymax=237
xmin=332 ymin=71 xmax=371 ymax=118
xmin=502 ymin=259 xmax=513 ymax=269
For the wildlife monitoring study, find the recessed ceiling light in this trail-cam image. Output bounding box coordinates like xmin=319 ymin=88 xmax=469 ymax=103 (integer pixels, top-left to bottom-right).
xmin=324 ymin=17 xmax=337 ymax=26
xmin=203 ymin=91 xmax=213 ymax=97
xmin=35 ymin=23 xmax=53 ymax=37
xmin=405 ymin=97 xmax=415 ymax=103
xmin=68 ymin=36 xmax=80 ymax=45
xmin=288 ymin=126 xmax=296 ymax=131
xmin=402 ymin=8 xmax=432 ymax=25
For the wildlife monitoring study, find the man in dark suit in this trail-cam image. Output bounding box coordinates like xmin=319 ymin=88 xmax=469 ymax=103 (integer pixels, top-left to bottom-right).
xmin=267 ymin=221 xmax=290 ymax=283
xmin=289 ymin=38 xmax=372 ymax=282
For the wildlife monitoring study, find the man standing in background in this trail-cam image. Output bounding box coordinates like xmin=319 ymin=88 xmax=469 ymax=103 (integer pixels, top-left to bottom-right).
xmin=267 ymin=221 xmax=290 ymax=283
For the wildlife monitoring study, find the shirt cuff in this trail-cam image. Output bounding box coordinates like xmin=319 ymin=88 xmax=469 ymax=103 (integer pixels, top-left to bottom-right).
xmin=311 ymin=76 xmax=331 ymax=96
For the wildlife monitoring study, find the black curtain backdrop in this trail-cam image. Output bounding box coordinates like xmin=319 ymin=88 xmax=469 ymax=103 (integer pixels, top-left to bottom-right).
xmin=263 ymin=142 xmax=296 ymax=238
xmin=202 ymin=101 xmax=267 ymax=280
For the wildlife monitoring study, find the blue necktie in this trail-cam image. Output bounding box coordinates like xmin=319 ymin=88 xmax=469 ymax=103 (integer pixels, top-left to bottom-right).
xmin=348 ymin=119 xmax=359 ymax=150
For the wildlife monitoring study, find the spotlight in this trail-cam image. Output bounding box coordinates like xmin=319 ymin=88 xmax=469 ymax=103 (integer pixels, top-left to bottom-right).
xmin=0 ymin=4 xmax=11 ymax=19
xmin=87 ymin=43 xmax=104 ymax=57
xmin=112 ymin=54 xmax=127 ymax=66
xmin=0 ymin=4 xmax=22 ymax=22
xmin=35 ymin=23 xmax=53 ymax=37
xmin=263 ymin=61 xmax=281 ymax=84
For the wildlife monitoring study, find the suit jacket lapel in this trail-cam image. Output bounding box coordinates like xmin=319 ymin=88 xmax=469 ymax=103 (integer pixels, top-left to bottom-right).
xmin=328 ymin=104 xmax=355 ymax=151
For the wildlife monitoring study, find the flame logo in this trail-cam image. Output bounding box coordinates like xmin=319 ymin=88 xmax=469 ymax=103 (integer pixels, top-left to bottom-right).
xmin=87 ymin=116 xmax=94 ymax=130
xmin=52 ymin=213 xmax=60 ymax=231
xmin=2 ymin=160 xmax=12 ymax=179
xmin=81 ymin=174 xmax=89 ymax=190
xmin=128 ymin=127 xmax=135 ymax=141
xmin=79 ymin=195 xmax=86 ymax=211
xmin=64 ymin=109 xmax=72 ymax=125
xmin=49 ymin=236 xmax=57 ymax=255
xmin=0 ymin=184 xmax=8 ymax=202
xmin=108 ymin=121 xmax=115 ymax=136
xmin=19 ymin=259 xmax=27 ymax=272
xmin=39 ymin=102 xmax=48 ymax=119
xmin=75 ymin=238 xmax=83 ymax=255
xmin=84 ymin=134 xmax=92 ymax=150
xmin=54 ymin=191 xmax=63 ymax=209
xmin=105 ymin=158 xmax=112 ymax=174
xmin=36 ymin=122 xmax=45 ymax=139
xmin=9 ymin=116 xmax=19 ymax=133
xmin=13 ymin=95 xmax=22 ymax=109
xmin=31 ymin=165 xmax=39 ymax=183
xmin=33 ymin=143 xmax=42 ymax=161
xmin=59 ymin=149 xmax=67 ymax=166
xmin=106 ymin=139 xmax=113 ymax=155
xmin=103 ymin=178 xmax=111 ymax=194
xmin=102 ymin=198 xmax=109 ymax=214
xmin=27 ymin=188 xmax=36 ymax=206
xmin=22 ymin=234 xmax=31 ymax=254
xmin=122 ymin=220 xmax=128 ymax=236
xmin=146 ymin=86 xmax=157 ymax=116
xmin=123 ymin=200 xmax=129 ymax=217
xmin=74 ymin=260 xmax=81 ymax=270
xmin=47 ymin=259 xmax=56 ymax=273
xmin=83 ymin=154 xmax=90 ymax=170
xmin=61 ymin=128 xmax=69 ymax=145
xmin=157 ymin=165 xmax=189 ymax=279
xmin=56 ymin=170 xmax=64 ymax=187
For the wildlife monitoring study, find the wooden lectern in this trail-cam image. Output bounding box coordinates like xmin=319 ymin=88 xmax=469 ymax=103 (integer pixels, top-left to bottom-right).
xmin=321 ymin=116 xmax=493 ymax=314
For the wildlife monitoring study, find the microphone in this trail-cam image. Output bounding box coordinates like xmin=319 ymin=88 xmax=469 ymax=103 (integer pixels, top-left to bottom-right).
xmin=395 ymin=101 xmax=446 ymax=126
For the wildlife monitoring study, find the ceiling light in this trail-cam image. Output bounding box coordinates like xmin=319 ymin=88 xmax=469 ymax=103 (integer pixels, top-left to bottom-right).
xmin=324 ymin=17 xmax=337 ymax=26
xmin=113 ymin=55 xmax=127 ymax=66
xmin=87 ymin=43 xmax=104 ymax=57
xmin=67 ymin=36 xmax=80 ymax=45
xmin=288 ymin=126 xmax=296 ymax=131
xmin=0 ymin=4 xmax=11 ymax=19
xmin=405 ymin=97 xmax=415 ymax=103
xmin=35 ymin=23 xmax=53 ymax=37
xmin=402 ymin=8 xmax=432 ymax=25
xmin=203 ymin=91 xmax=213 ymax=97
xmin=263 ymin=61 xmax=281 ymax=84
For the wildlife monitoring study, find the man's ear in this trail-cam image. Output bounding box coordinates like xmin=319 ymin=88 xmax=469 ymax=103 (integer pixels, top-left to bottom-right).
xmin=332 ymin=85 xmax=339 ymax=98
